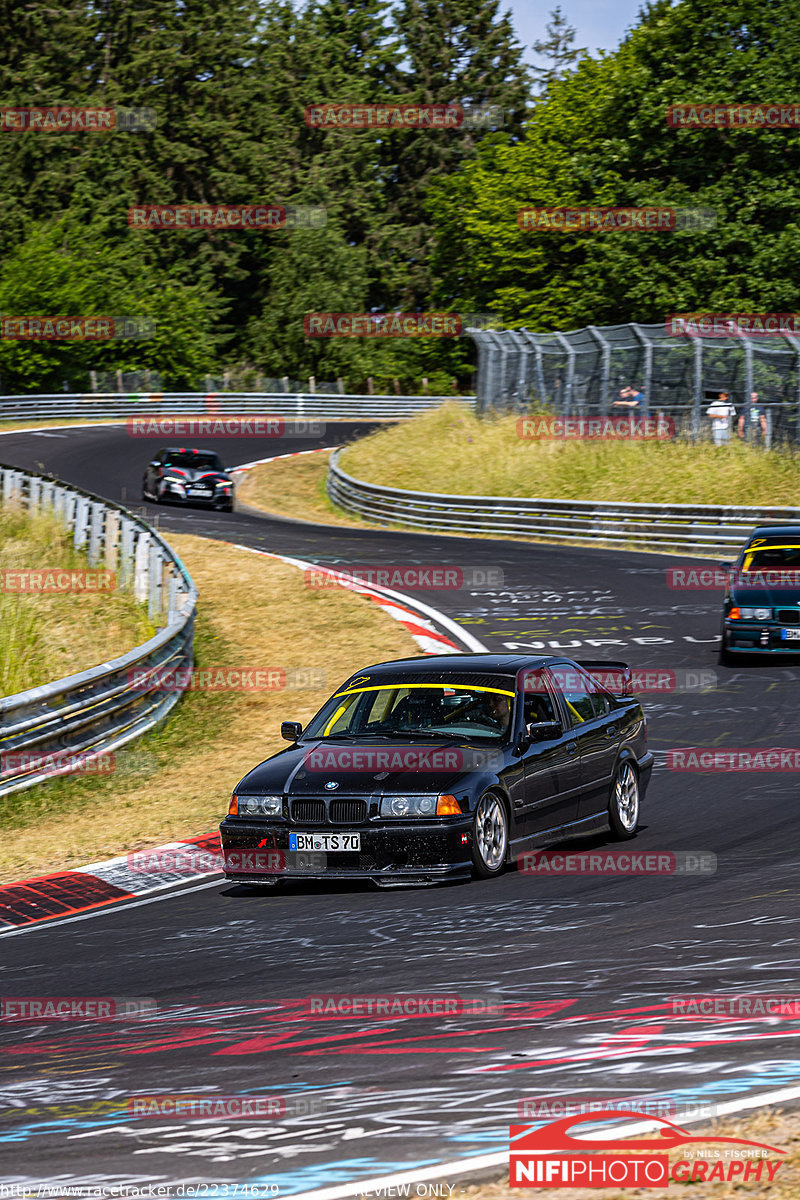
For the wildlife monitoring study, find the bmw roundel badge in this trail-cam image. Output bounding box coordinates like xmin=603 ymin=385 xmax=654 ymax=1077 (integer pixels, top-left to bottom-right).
xmin=324 ymin=781 xmax=339 ymax=791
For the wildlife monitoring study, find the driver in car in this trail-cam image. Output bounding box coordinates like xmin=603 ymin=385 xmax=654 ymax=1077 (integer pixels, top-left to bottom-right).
xmin=469 ymin=692 xmax=511 ymax=732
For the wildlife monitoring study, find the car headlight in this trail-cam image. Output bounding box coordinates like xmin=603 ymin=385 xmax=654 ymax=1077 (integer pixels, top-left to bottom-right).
xmin=739 ymin=607 xmax=772 ymax=620
xmin=380 ymin=794 xmax=460 ymax=817
xmin=163 ymin=475 xmax=185 ymax=487
xmin=232 ymin=794 xmax=282 ymax=817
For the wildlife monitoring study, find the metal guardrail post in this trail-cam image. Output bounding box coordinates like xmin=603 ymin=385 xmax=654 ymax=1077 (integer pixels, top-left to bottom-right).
xmin=28 ymin=474 xmax=41 ymax=514
xmin=119 ymin=518 xmax=136 ymax=589
xmin=73 ymin=495 xmax=90 ymax=549
xmin=148 ymin=543 xmax=163 ymax=621
xmin=553 ymin=332 xmax=576 ymax=415
xmin=692 ymin=337 xmax=703 ymax=439
xmin=521 ymin=331 xmax=547 ymax=409
xmin=630 ymin=324 xmax=653 ymax=416
xmin=87 ymin=501 xmax=104 ymax=566
xmin=586 ymin=326 xmax=611 ymax=414
xmin=134 ymin=531 xmax=150 ymax=603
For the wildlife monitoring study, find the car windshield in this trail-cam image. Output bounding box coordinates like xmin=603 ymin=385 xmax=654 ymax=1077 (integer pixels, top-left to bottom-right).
xmin=165 ymin=451 xmax=224 ymax=471
xmin=742 ymin=545 xmax=800 ymax=570
xmin=304 ymin=683 xmax=515 ymax=741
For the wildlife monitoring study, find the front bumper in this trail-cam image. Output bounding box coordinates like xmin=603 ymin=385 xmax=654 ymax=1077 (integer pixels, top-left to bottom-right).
xmin=724 ymin=621 xmax=800 ymax=652
xmin=219 ymin=817 xmax=473 ymax=885
xmin=161 ymin=488 xmax=231 ymax=508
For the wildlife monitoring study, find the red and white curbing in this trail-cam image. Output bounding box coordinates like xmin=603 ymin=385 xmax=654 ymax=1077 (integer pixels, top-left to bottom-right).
xmin=0 ymin=833 xmax=222 ymax=931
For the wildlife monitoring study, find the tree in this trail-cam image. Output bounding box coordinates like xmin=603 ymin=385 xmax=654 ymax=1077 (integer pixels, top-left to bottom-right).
xmin=530 ymin=7 xmax=587 ymax=95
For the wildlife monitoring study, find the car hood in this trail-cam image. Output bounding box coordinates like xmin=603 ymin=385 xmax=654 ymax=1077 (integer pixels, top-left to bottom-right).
xmin=730 ymin=582 xmax=800 ymax=606
xmin=236 ymin=738 xmax=504 ymax=795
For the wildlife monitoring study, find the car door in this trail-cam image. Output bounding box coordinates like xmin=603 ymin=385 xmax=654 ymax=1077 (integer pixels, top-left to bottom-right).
xmin=518 ymin=667 xmax=582 ymax=838
xmin=551 ymin=664 xmax=620 ymax=822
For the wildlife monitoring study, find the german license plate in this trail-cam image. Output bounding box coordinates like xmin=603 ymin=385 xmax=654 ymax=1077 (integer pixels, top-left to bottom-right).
xmin=289 ymin=832 xmax=360 ymax=851
xmin=782 ymin=628 xmax=800 ymax=641
xmin=188 ymin=487 xmax=212 ymax=496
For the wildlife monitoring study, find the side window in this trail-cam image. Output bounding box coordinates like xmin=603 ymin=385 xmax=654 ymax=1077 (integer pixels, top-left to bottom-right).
xmin=549 ymin=665 xmax=596 ymax=725
xmin=520 ymin=669 xmax=558 ymax=724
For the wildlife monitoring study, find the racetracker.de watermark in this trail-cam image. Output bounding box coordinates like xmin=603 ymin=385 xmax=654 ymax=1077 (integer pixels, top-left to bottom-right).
xmin=0 ymin=569 xmax=115 ymax=593
xmin=667 ymin=103 xmax=800 ymax=128
xmin=667 ymin=747 xmax=800 ymax=771
xmin=304 ymin=565 xmax=504 ymax=590
xmin=304 ymin=102 xmax=503 ymax=130
xmin=0 ymin=996 xmax=156 ymax=1021
xmin=518 ymin=206 xmax=715 ymax=232
xmin=302 ymin=992 xmax=504 ymax=1016
xmin=0 ymin=316 xmax=154 ymax=341
xmin=517 ymin=415 xmax=674 ymax=440
xmin=665 ymin=566 xmax=800 ymax=590
xmin=671 ymin=993 xmax=800 ymax=1017
xmin=516 ymin=1096 xmax=718 ymax=1120
xmin=519 ymin=850 xmax=717 ymax=875
xmin=128 ymin=666 xmax=325 ymax=692
xmin=0 ymin=105 xmax=155 ymax=132
xmin=303 ymin=746 xmax=500 ymax=772
xmin=126 ymin=416 xmax=323 ymax=437
xmin=304 ymin=312 xmax=464 ymax=338
xmin=129 ymin=204 xmax=284 ymax=230
xmin=127 ymin=847 xmax=223 ymax=874
xmin=127 ymin=1094 xmax=329 ymax=1118
xmin=0 ymin=751 xmax=116 ymax=779
xmin=667 ymin=312 xmax=800 ymax=337
xmin=520 ymin=665 xmax=717 ymax=695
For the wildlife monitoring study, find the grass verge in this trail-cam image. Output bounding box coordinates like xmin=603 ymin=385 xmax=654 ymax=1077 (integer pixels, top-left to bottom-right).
xmin=0 ymin=504 xmax=154 ymax=696
xmin=339 ymin=401 xmax=800 ymax=506
xmin=0 ymin=533 xmax=419 ymax=883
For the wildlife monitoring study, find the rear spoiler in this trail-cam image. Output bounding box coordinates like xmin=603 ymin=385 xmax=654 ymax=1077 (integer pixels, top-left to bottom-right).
xmin=575 ymin=659 xmax=633 ymax=698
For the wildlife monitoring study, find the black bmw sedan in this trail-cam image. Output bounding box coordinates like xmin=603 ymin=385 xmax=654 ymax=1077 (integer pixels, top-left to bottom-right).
xmin=719 ymin=525 xmax=800 ymax=663
xmin=141 ymin=446 xmax=234 ymax=510
xmin=219 ymin=653 xmax=654 ymax=888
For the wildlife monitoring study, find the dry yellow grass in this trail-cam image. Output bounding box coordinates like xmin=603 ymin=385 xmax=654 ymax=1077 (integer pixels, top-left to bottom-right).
xmin=0 ymin=532 xmax=419 ymax=882
xmin=424 ymin=1106 xmax=800 ymax=1200
xmin=339 ymin=402 xmax=800 ymax=506
xmin=0 ymin=505 xmax=153 ymax=695
xmin=235 ymin=449 xmax=376 ymax=527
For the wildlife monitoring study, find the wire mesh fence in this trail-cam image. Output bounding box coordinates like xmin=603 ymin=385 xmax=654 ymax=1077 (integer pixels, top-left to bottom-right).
xmin=471 ymin=323 xmax=800 ymax=447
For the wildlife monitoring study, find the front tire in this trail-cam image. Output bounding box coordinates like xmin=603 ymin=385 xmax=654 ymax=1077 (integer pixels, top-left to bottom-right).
xmin=471 ymin=791 xmax=508 ymax=879
xmin=719 ymin=634 xmax=738 ymax=666
xmin=609 ymin=761 xmax=639 ymax=840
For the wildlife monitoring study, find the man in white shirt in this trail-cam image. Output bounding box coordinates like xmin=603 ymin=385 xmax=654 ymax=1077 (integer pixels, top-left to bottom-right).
xmin=707 ymin=391 xmax=736 ymax=445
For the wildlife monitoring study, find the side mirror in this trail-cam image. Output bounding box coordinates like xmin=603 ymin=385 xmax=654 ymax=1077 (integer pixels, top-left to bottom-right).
xmin=526 ymin=720 xmax=563 ymax=742
xmin=281 ymin=720 xmax=303 ymax=742
xmin=149 ymin=460 xmax=160 ymax=468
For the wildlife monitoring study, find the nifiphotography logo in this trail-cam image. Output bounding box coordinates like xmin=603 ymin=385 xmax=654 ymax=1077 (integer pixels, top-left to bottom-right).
xmin=508 ymin=1112 xmax=785 ymax=1188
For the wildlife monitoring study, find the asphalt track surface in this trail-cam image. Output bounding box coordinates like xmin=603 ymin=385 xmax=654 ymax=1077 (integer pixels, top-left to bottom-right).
xmin=2 ymin=423 xmax=800 ymax=1193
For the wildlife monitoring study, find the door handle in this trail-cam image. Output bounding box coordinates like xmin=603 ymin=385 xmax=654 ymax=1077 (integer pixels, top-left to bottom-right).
xmin=566 ymin=740 xmax=578 ymax=754
xmin=607 ymin=725 xmax=617 ymax=737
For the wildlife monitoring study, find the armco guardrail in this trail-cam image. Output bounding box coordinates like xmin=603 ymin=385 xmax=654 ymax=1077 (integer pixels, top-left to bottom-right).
xmin=0 ymin=466 xmax=196 ymax=797
xmin=0 ymin=392 xmax=474 ymax=423
xmin=327 ymin=450 xmax=799 ymax=552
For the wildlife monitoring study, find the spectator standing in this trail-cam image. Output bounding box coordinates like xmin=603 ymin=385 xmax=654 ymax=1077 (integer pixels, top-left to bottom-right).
xmin=706 ymin=391 xmax=736 ymax=445
xmin=613 ymin=385 xmax=644 ymax=411
xmin=738 ymin=392 xmax=768 ymax=444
